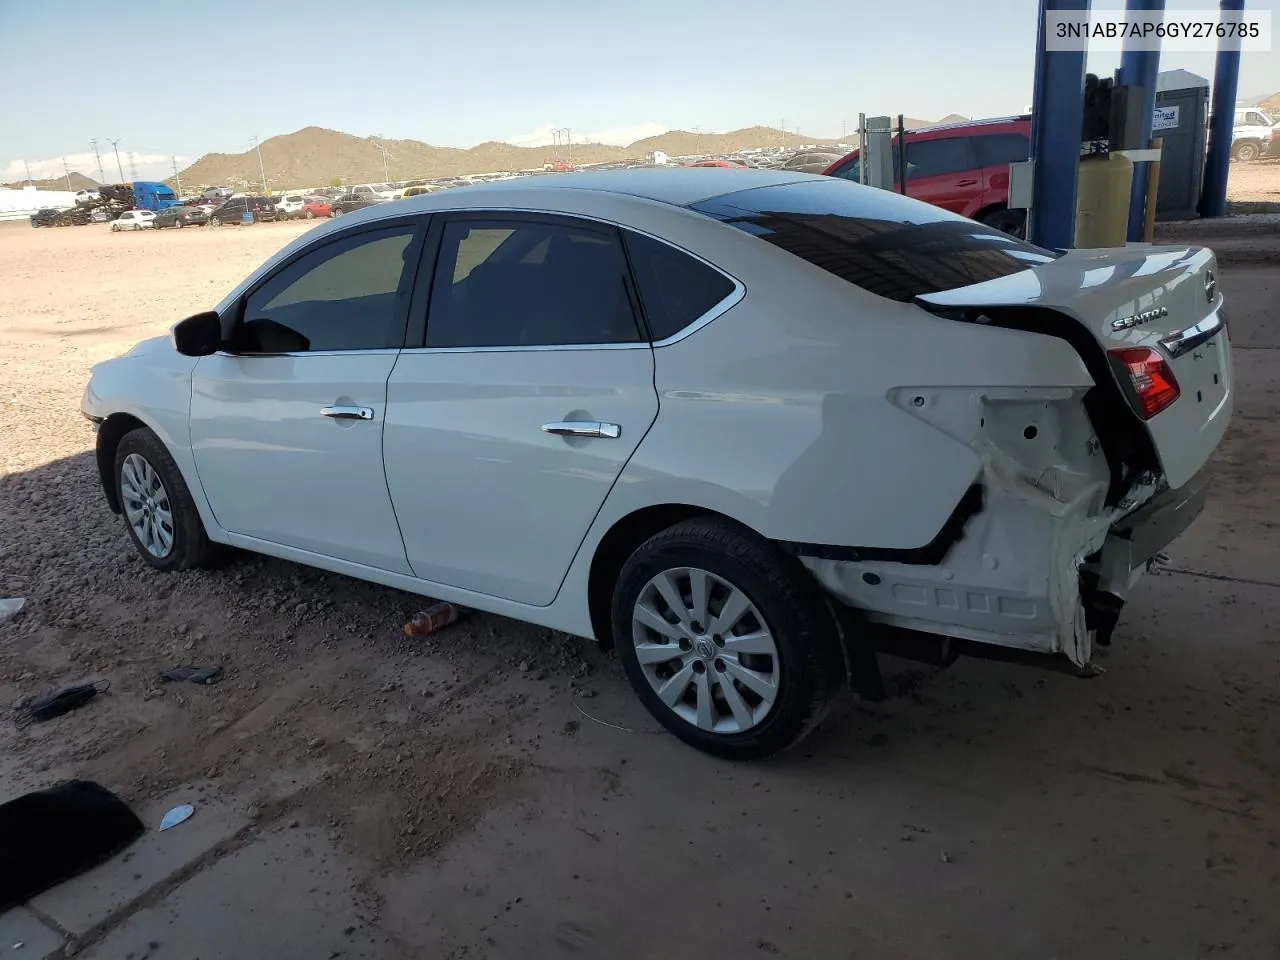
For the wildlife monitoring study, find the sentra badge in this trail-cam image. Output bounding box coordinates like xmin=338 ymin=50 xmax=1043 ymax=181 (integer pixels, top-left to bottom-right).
xmin=1111 ymin=305 xmax=1169 ymax=332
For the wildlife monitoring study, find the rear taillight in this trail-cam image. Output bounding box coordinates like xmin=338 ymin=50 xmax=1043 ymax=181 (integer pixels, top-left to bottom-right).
xmin=1111 ymin=347 xmax=1180 ymax=420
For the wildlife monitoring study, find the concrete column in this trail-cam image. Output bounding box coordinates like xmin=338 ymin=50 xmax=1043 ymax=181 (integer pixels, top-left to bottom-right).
xmin=1029 ymin=0 xmax=1091 ymax=250
xmin=1119 ymin=0 xmax=1165 ymax=240
xmin=1199 ymin=0 xmax=1245 ymax=218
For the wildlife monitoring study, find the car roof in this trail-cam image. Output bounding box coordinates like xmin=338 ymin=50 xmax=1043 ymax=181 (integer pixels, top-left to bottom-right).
xmin=370 ymin=167 xmax=822 ymax=211
xmin=911 ymin=114 xmax=1031 ymax=136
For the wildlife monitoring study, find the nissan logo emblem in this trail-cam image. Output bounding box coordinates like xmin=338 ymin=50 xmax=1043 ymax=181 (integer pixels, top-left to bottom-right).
xmin=1205 ymin=270 xmax=1217 ymax=303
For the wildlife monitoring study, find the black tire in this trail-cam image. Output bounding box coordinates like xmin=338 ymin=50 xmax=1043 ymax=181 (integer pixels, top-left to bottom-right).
xmin=981 ymin=207 xmax=1027 ymax=238
xmin=332 ymin=207 xmax=343 ymax=217
xmin=114 ymin=427 xmax=223 ymax=572
xmin=611 ymin=517 xmax=845 ymax=760
xmin=174 ymin=217 xmax=183 ymax=228
xmin=305 ymin=209 xmax=315 ymax=219
xmin=209 ymin=216 xmax=221 ymax=227
xmin=1233 ymin=140 xmax=1261 ymax=163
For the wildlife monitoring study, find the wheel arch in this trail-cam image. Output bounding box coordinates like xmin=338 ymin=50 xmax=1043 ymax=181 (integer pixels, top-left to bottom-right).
xmin=587 ymin=503 xmax=752 ymax=649
xmin=95 ymin=412 xmax=150 ymax=513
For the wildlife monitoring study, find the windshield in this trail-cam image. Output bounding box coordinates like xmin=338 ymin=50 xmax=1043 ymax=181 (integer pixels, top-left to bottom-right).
xmin=689 ymin=178 xmax=1057 ymax=303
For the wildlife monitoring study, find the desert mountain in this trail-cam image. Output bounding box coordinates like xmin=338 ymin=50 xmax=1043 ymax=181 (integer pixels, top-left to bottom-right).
xmin=1260 ymin=91 xmax=1280 ymax=115
xmin=2 ymin=172 xmax=99 ymax=191
xmin=174 ymin=125 xmax=848 ymax=190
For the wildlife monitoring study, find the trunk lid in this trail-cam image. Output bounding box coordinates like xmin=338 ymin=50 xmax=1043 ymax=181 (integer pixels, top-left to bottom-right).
xmin=917 ymin=244 xmax=1232 ymax=489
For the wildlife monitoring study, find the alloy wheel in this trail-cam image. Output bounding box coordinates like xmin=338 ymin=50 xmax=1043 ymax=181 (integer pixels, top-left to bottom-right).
xmin=631 ymin=566 xmax=780 ymax=734
xmin=120 ymin=453 xmax=175 ymax=559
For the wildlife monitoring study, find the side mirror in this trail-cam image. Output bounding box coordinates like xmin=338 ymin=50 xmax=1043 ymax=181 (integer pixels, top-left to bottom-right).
xmin=170 ymin=311 xmax=224 ymax=357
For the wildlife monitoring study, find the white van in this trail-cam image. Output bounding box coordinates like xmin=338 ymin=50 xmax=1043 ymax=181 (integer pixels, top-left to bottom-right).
xmin=1232 ymin=106 xmax=1276 ymax=162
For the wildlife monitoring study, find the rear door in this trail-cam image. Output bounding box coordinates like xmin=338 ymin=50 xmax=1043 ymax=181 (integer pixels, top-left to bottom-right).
xmin=971 ymin=131 xmax=1031 ymax=206
xmin=900 ymin=136 xmax=982 ymax=214
xmin=383 ymin=213 xmax=659 ymax=605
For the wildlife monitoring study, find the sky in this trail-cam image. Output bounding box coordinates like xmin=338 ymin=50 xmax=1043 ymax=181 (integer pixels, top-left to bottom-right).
xmin=2 ymin=0 xmax=1277 ymax=183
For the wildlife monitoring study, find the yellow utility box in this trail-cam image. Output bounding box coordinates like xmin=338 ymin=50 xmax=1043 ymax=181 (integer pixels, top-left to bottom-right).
xmin=1074 ymin=152 xmax=1134 ymax=248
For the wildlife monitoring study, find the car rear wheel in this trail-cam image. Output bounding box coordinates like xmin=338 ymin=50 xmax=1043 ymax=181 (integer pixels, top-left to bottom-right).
xmin=209 ymin=216 xmax=221 ymax=227
xmin=305 ymin=209 xmax=315 ymax=219
xmin=980 ymin=207 xmax=1026 ymax=238
xmin=115 ymin=428 xmax=223 ymax=572
xmin=333 ymin=208 xmax=343 ymax=217
xmin=611 ymin=517 xmax=845 ymax=760
xmin=1233 ymin=140 xmax=1261 ymax=163
xmin=174 ymin=217 xmax=183 ymax=228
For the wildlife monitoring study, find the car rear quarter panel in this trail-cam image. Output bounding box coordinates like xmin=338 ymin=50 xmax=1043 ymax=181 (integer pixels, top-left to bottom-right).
xmin=587 ymin=226 xmax=1095 ymax=554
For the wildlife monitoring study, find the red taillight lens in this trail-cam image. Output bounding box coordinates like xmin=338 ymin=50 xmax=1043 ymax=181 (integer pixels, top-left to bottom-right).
xmin=1111 ymin=347 xmax=1180 ymax=420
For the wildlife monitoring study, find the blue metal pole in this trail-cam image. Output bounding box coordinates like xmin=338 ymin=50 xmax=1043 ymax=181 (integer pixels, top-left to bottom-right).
xmin=1119 ymin=0 xmax=1164 ymax=241
xmin=1029 ymin=0 xmax=1090 ymax=250
xmin=1199 ymin=0 xmax=1244 ymax=218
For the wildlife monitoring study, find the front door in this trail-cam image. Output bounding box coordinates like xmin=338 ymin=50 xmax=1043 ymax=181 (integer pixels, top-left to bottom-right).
xmin=384 ymin=214 xmax=659 ymax=606
xmin=190 ymin=219 xmax=425 ymax=572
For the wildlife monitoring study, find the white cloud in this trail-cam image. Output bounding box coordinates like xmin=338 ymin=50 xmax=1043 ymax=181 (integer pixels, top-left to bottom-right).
xmin=0 ymin=151 xmax=194 ymax=184
xmin=504 ymin=122 xmax=672 ymax=149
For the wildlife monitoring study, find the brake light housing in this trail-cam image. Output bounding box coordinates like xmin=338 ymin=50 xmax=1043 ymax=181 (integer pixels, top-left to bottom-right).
xmin=1111 ymin=347 xmax=1180 ymax=420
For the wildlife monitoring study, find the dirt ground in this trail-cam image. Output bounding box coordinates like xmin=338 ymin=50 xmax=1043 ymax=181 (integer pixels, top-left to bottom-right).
xmin=1 ymin=216 xmax=1279 ymax=960
xmin=1224 ymin=156 xmax=1280 ymax=204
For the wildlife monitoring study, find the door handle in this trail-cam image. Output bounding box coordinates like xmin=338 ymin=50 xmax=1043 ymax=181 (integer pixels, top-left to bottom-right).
xmin=321 ymin=405 xmax=374 ymax=421
xmin=542 ymin=421 xmax=621 ymax=439
xmin=956 ymin=178 xmax=979 ymax=186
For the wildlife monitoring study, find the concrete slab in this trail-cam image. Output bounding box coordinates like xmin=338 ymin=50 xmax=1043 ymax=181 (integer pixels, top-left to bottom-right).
xmin=0 ymin=907 xmax=65 ymax=960
xmin=30 ymin=785 xmax=248 ymax=940
xmin=79 ymin=824 xmax=399 ymax=960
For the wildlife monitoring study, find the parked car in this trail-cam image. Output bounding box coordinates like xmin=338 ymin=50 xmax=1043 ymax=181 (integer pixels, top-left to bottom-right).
xmin=81 ymin=169 xmax=1232 ymax=760
xmin=30 ymin=207 xmax=81 ymax=227
xmin=1231 ymin=106 xmax=1276 ymax=162
xmin=110 ymin=210 xmax=156 ymax=231
xmin=330 ymin=189 xmax=383 ymax=216
xmin=74 ymin=189 xmax=102 ymax=206
xmin=782 ymin=151 xmax=844 ymax=174
xmin=400 ymin=185 xmax=441 ymax=198
xmin=301 ymin=196 xmax=334 ymax=218
xmin=684 ymin=158 xmax=750 ymax=168
xmin=274 ymin=194 xmax=307 ymax=220
xmin=208 ymin=196 xmax=277 ymax=225
xmin=823 ymin=115 xmax=1032 ymax=237
xmin=202 ymin=186 xmax=232 ymax=201
xmin=154 ymin=206 xmax=210 ymax=229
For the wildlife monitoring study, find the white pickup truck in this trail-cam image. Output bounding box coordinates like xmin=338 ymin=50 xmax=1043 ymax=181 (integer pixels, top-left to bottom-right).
xmin=1233 ymin=106 xmax=1276 ymax=162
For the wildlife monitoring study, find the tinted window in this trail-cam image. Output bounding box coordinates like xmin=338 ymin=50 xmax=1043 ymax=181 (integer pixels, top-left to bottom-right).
xmin=971 ymin=133 xmax=1031 ymax=168
xmin=903 ymin=136 xmax=976 ymax=179
xmin=426 ymin=219 xmax=641 ymax=348
xmin=236 ymin=225 xmax=417 ymax=353
xmin=689 ymin=179 xmax=1058 ymax=303
xmin=623 ymin=231 xmax=736 ymax=341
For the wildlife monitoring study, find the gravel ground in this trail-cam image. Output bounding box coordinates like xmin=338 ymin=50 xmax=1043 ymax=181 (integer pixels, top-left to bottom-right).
xmin=2 ymin=218 xmax=1279 ymax=958
xmin=1225 ymin=156 xmax=1280 ymax=204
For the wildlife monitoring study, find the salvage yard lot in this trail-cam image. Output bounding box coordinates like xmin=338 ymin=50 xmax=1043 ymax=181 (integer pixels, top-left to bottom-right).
xmin=2 ymin=219 xmax=1279 ymax=958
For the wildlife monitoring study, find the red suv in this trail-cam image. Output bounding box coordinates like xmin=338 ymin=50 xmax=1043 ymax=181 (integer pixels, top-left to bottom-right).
xmin=822 ymin=116 xmax=1031 ymax=236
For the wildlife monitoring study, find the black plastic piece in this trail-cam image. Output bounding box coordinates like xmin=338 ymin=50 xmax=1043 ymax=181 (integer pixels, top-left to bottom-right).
xmin=779 ymin=483 xmax=983 ymax=566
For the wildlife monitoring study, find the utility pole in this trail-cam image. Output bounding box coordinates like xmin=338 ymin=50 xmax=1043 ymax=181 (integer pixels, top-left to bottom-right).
xmin=89 ymin=139 xmax=106 ymax=183
xmin=841 ymin=119 xmax=847 ymax=142
xmin=250 ymin=136 xmax=268 ymax=194
xmin=62 ymin=158 xmax=73 ymax=191
xmin=23 ymin=160 xmax=33 ymax=186
xmin=371 ymin=136 xmax=392 ymax=182
xmin=172 ymin=156 xmax=183 ymax=196
xmin=107 ymin=138 xmax=124 ymax=182
xmin=565 ymin=128 xmax=573 ymax=166
xmin=127 ymin=152 xmax=139 ymax=180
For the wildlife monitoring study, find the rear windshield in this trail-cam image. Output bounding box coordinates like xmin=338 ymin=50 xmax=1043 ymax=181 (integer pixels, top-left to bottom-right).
xmin=688 ymin=179 xmax=1058 ymax=303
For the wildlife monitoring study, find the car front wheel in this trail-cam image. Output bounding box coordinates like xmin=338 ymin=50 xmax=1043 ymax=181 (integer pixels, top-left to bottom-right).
xmin=612 ymin=517 xmax=845 ymax=760
xmin=1233 ymin=140 xmax=1261 ymax=163
xmin=114 ymin=428 xmax=222 ymax=572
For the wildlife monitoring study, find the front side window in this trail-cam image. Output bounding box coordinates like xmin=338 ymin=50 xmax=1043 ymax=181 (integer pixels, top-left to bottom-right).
xmin=826 ymin=154 xmax=860 ymax=181
xmin=690 ymin=179 xmax=1058 ymax=303
xmin=235 ymin=225 xmax=418 ymax=353
xmin=902 ymin=136 xmax=977 ymax=180
xmin=425 ymin=219 xmax=641 ymax=348
xmin=622 ymin=231 xmax=736 ymax=341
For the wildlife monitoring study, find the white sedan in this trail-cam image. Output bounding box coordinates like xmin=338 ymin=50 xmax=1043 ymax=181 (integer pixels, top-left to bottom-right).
xmin=111 ymin=210 xmax=156 ymax=231
xmin=80 ymin=170 xmax=1233 ymax=759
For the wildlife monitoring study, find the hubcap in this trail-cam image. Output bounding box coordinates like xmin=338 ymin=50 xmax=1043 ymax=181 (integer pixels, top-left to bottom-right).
xmin=121 ymin=453 xmax=175 ymax=558
xmin=632 ymin=567 xmax=780 ymax=734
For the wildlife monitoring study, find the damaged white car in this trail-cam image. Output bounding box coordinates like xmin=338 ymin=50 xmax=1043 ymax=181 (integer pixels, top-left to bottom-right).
xmin=80 ymin=170 xmax=1232 ymax=759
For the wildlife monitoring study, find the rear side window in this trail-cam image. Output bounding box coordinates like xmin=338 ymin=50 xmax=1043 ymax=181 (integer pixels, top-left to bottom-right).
xmin=622 ymin=231 xmax=736 ymax=341
xmin=971 ymin=133 xmax=1031 ymax=167
xmin=426 ymin=219 xmax=641 ymax=348
xmin=689 ymin=179 xmax=1058 ymax=303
